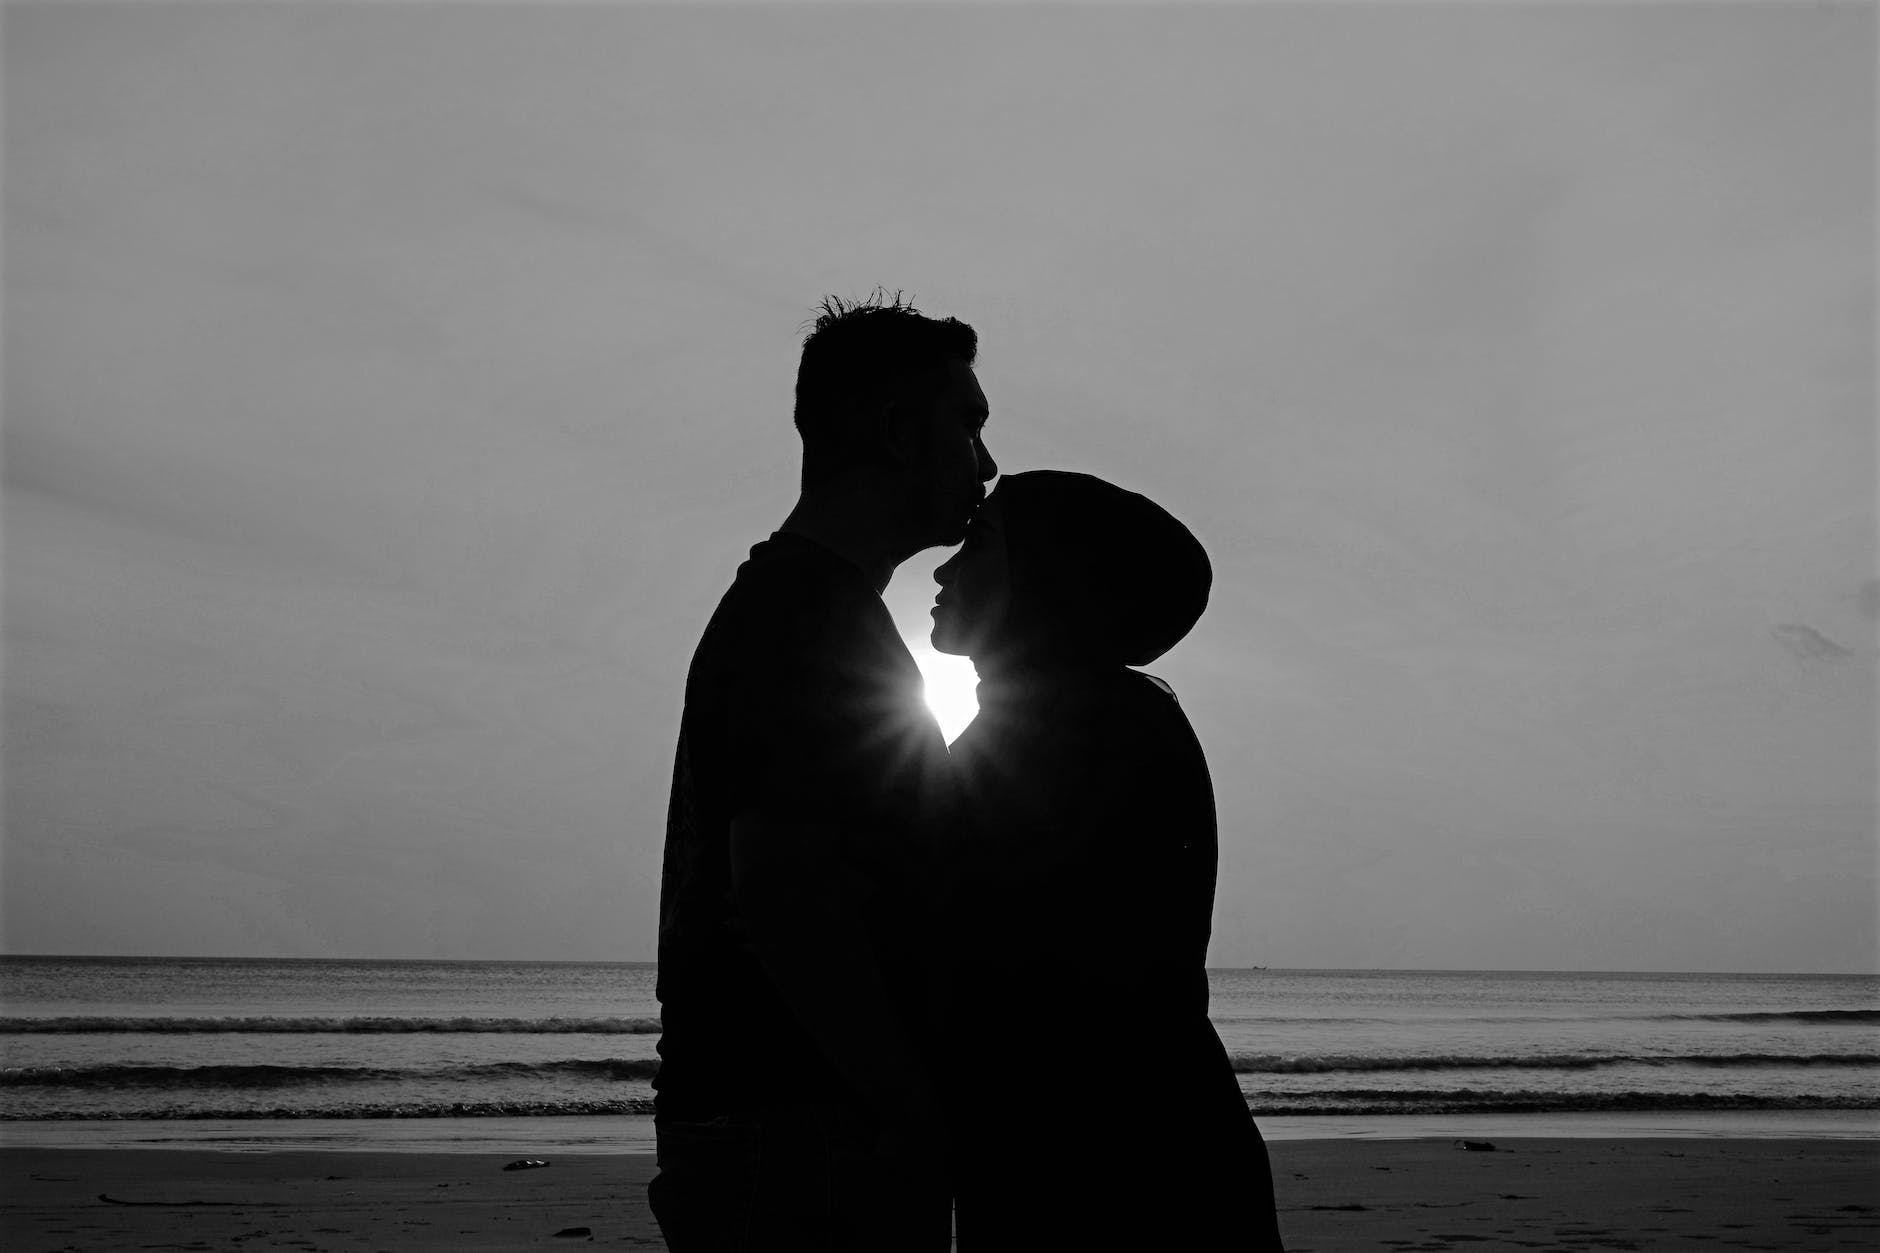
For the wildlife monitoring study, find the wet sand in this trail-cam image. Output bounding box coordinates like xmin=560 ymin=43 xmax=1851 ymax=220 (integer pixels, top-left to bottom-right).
xmin=2 ymin=1138 xmax=1875 ymax=1250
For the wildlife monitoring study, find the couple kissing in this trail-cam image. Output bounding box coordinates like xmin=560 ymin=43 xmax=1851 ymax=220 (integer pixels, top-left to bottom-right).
xmin=651 ymin=290 xmax=1284 ymax=1252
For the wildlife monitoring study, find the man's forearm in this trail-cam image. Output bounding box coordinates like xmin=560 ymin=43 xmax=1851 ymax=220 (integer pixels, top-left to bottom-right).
xmin=729 ymin=815 xmax=936 ymax=1122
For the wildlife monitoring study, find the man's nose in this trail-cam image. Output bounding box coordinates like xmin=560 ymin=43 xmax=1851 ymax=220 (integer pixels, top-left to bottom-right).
xmin=934 ymin=556 xmax=957 ymax=586
xmin=977 ymin=439 xmax=998 ymax=482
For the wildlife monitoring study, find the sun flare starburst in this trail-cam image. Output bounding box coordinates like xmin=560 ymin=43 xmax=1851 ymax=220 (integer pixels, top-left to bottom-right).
xmin=912 ymin=647 xmax=980 ymax=744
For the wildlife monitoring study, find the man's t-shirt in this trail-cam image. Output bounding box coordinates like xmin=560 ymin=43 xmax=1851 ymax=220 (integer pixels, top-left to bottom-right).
xmin=654 ymin=532 xmax=951 ymax=1119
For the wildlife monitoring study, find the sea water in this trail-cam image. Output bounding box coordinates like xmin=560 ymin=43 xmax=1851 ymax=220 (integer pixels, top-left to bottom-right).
xmin=3 ymin=958 xmax=1874 ymax=1147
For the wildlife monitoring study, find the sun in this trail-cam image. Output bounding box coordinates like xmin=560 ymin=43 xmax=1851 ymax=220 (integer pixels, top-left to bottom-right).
xmin=911 ymin=646 xmax=980 ymax=744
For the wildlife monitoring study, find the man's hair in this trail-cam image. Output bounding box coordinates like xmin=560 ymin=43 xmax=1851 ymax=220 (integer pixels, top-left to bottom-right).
xmin=793 ymin=289 xmax=978 ymax=486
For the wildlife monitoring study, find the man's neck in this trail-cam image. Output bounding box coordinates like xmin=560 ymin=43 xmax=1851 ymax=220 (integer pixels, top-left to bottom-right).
xmin=776 ymin=489 xmax=910 ymax=595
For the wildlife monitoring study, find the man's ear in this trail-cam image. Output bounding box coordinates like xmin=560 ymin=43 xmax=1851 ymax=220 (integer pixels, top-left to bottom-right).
xmin=878 ymin=399 xmax=920 ymax=468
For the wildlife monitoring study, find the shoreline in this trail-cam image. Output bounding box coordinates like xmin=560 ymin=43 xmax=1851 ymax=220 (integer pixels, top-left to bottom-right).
xmin=3 ymin=1138 xmax=1876 ymax=1251
xmin=3 ymin=1108 xmax=1874 ymax=1154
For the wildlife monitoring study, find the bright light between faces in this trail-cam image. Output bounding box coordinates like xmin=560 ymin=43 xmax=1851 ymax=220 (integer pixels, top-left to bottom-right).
xmin=912 ymin=647 xmax=980 ymax=744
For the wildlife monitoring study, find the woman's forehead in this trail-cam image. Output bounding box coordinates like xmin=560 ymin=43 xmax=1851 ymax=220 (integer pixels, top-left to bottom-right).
xmin=967 ymin=494 xmax=1005 ymax=530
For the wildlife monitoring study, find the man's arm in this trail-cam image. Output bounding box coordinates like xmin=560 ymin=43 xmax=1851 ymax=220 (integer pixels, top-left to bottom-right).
xmin=728 ymin=813 xmax=943 ymax=1156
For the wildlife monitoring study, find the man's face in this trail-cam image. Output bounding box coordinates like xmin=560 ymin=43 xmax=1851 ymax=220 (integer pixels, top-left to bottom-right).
xmin=907 ymin=359 xmax=996 ymax=548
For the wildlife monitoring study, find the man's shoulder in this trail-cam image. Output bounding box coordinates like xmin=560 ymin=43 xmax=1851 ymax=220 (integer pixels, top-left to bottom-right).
xmin=691 ymin=535 xmax=892 ymax=676
xmin=697 ymin=533 xmax=860 ymax=617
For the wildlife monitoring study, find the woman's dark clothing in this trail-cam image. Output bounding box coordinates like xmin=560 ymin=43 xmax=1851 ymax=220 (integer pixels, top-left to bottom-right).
xmin=940 ymin=471 xmax=1282 ymax=1250
xmin=947 ymin=665 xmax=1283 ymax=1251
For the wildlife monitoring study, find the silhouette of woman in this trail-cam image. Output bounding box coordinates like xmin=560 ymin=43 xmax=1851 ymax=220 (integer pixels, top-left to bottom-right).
xmin=931 ymin=470 xmax=1284 ymax=1251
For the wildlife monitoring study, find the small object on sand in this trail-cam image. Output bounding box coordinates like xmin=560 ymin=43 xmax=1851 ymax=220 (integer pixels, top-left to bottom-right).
xmin=502 ymin=1158 xmax=552 ymax=1171
xmin=552 ymin=1226 xmax=593 ymax=1238
xmin=1455 ymin=1139 xmax=1497 ymax=1152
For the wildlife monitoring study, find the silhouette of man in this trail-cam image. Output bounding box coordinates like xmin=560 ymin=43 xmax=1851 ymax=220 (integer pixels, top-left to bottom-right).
xmin=650 ymin=291 xmax=995 ymax=1251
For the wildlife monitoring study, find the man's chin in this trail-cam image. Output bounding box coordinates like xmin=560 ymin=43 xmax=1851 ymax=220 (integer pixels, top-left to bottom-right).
xmin=939 ymin=498 xmax=985 ymax=547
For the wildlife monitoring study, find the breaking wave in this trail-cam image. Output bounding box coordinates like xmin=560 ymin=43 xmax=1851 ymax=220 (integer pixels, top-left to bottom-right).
xmin=1659 ymin=1010 xmax=1879 ymax=1024
xmin=4 ymin=1089 xmax=1873 ymax=1122
xmin=2 ymin=1058 xmax=662 ymax=1089
xmin=8 ymin=1051 xmax=1872 ymax=1092
xmin=0 ymin=1016 xmax=663 ymax=1035
xmin=1242 ymin=1090 xmax=1880 ymax=1116
xmin=1227 ymin=1051 xmax=1880 ymax=1074
xmin=0 ymin=1098 xmax=659 ymax=1121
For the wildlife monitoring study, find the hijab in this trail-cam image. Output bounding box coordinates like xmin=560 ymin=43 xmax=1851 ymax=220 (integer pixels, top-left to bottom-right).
xmin=976 ymin=470 xmax=1211 ymax=678
xmin=950 ymin=471 xmax=1221 ymax=1025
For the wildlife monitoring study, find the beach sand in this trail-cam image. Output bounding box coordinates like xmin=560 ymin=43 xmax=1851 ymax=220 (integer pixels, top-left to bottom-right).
xmin=2 ymin=1138 xmax=1874 ymax=1251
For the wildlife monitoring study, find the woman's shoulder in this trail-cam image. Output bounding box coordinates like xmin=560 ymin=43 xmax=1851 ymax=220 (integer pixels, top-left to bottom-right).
xmin=953 ymin=667 xmax=1201 ymax=767
xmin=1097 ymin=669 xmax=1196 ymax=737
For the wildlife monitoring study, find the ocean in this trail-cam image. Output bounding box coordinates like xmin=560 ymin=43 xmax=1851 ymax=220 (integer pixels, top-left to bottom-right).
xmin=3 ymin=957 xmax=1875 ymax=1149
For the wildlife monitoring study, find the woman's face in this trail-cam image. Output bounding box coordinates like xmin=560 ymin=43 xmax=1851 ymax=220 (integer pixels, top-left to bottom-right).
xmin=930 ymin=498 xmax=1011 ymax=658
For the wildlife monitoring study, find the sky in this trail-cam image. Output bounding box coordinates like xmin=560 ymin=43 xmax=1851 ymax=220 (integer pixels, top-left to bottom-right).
xmin=3 ymin=1 xmax=1874 ymax=973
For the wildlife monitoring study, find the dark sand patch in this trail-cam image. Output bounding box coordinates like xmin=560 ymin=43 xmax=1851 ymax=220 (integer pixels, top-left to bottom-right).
xmin=2 ymin=1138 xmax=1874 ymax=1251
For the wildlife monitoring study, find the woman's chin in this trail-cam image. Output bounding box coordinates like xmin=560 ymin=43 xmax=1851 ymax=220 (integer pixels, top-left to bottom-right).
xmin=930 ymin=609 xmax=963 ymax=656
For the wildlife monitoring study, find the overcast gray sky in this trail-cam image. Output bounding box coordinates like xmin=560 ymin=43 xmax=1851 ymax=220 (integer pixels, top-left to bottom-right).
xmin=4 ymin=2 xmax=1874 ymax=972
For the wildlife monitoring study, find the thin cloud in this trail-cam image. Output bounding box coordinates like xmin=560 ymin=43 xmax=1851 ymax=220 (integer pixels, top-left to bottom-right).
xmin=1770 ymin=623 xmax=1856 ymax=666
